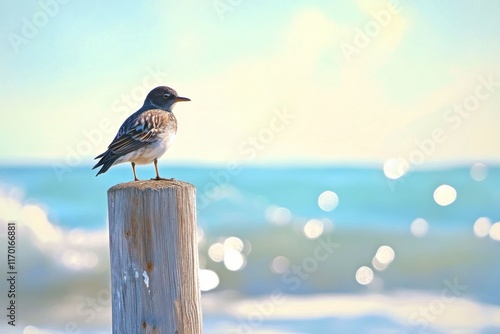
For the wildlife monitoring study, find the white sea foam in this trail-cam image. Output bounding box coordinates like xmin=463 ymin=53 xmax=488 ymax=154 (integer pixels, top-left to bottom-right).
xmin=202 ymin=292 xmax=500 ymax=333
xmin=0 ymin=186 xmax=111 ymax=332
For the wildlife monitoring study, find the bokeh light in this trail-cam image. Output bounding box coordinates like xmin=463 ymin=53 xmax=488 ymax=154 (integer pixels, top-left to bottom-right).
xmin=303 ymin=219 xmax=324 ymax=239
xmin=383 ymin=158 xmax=409 ymax=180
xmin=355 ymin=266 xmax=374 ymax=285
xmin=208 ymin=236 xmax=248 ymax=271
xmin=271 ymin=256 xmax=290 ymax=274
xmin=473 ymin=217 xmax=491 ymax=238
xmin=470 ymin=163 xmax=488 ymax=181
xmin=199 ymin=269 xmax=219 ymax=291
xmin=61 ymin=250 xmax=98 ymax=270
xmin=433 ymin=184 xmax=457 ymax=206
xmin=224 ymin=249 xmax=246 ymax=271
xmin=208 ymin=242 xmax=224 ymax=262
xmin=224 ymin=236 xmax=244 ymax=252
xmin=489 ymin=222 xmax=500 ymax=241
xmin=410 ymin=218 xmax=429 ymax=237
xmin=375 ymin=245 xmax=395 ymax=264
xmin=318 ymin=190 xmax=339 ymax=211
xmin=265 ymin=205 xmax=292 ymax=225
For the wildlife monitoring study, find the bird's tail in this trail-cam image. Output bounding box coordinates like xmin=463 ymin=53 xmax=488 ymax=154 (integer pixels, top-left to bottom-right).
xmin=93 ymin=151 xmax=118 ymax=176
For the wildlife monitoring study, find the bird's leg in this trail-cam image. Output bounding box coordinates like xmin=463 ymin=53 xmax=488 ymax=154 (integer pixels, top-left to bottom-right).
xmin=131 ymin=162 xmax=139 ymax=181
xmin=152 ymin=158 xmax=173 ymax=181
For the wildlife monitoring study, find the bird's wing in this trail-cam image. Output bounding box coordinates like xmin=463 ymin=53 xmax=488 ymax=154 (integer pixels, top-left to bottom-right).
xmin=105 ymin=109 xmax=166 ymax=157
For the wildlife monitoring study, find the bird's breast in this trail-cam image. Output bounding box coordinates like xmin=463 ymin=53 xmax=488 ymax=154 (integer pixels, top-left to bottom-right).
xmin=132 ymin=129 xmax=176 ymax=165
xmin=117 ymin=112 xmax=178 ymax=165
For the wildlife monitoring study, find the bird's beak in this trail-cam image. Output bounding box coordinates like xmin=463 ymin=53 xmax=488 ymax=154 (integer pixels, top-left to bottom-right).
xmin=175 ymin=96 xmax=191 ymax=102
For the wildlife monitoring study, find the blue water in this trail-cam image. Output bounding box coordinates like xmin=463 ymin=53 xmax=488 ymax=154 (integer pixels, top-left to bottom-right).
xmin=0 ymin=163 xmax=499 ymax=333
xmin=2 ymin=164 xmax=499 ymax=231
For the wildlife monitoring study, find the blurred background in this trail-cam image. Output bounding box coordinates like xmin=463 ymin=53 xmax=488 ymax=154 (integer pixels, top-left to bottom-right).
xmin=1 ymin=1 xmax=500 ymax=333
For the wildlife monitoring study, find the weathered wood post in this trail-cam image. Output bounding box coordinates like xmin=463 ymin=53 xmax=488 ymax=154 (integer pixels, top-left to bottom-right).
xmin=107 ymin=180 xmax=202 ymax=334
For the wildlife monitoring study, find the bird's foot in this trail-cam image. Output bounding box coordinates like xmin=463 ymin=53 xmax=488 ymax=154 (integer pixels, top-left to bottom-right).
xmin=151 ymin=176 xmax=174 ymax=181
xmin=134 ymin=178 xmax=140 ymax=181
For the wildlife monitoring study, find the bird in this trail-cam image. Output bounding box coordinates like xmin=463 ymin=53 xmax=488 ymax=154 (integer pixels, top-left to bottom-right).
xmin=93 ymin=86 xmax=190 ymax=181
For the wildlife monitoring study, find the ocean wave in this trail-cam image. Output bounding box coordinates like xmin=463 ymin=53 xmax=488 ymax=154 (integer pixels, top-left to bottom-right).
xmin=3 ymin=290 xmax=500 ymax=333
xmin=202 ymin=291 xmax=500 ymax=333
xmin=0 ymin=186 xmax=111 ymax=332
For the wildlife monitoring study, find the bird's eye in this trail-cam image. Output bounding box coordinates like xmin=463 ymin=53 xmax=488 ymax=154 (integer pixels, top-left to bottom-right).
xmin=163 ymin=93 xmax=171 ymax=99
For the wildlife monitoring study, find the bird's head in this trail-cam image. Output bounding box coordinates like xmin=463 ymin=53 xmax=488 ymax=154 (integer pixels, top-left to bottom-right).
xmin=144 ymin=86 xmax=190 ymax=112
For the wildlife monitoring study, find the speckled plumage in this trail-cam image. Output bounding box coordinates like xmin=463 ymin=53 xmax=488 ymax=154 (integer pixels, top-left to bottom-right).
xmin=93 ymin=86 xmax=190 ymax=180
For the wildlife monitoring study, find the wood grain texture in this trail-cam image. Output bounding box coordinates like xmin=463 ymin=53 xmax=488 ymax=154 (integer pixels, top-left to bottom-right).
xmin=107 ymin=180 xmax=201 ymax=334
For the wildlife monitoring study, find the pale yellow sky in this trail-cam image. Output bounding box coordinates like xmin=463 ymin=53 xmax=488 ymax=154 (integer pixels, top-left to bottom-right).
xmin=1 ymin=1 xmax=499 ymax=165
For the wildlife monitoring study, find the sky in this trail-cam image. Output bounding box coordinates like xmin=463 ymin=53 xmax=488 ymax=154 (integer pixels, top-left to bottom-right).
xmin=1 ymin=0 xmax=499 ymax=166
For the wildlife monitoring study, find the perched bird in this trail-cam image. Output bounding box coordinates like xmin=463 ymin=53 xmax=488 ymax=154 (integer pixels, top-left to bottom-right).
xmin=93 ymin=86 xmax=190 ymax=181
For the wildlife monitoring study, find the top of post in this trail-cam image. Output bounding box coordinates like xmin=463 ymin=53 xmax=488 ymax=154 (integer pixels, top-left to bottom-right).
xmin=108 ymin=179 xmax=195 ymax=193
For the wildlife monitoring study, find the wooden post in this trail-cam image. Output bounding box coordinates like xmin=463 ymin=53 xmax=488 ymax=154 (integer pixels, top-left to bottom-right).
xmin=107 ymin=180 xmax=202 ymax=334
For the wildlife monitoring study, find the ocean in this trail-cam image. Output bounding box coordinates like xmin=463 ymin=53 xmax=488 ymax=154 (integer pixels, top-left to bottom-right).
xmin=0 ymin=163 xmax=499 ymax=333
